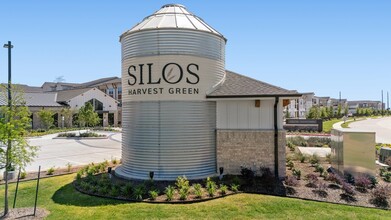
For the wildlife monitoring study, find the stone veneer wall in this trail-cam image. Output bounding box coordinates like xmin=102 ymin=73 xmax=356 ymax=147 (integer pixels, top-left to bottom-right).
xmin=217 ymin=129 xmax=286 ymax=178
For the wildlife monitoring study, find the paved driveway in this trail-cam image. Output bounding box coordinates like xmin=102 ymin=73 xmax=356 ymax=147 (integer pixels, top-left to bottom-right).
xmin=25 ymin=131 xmax=122 ymax=172
xmin=348 ymin=117 xmax=391 ymax=144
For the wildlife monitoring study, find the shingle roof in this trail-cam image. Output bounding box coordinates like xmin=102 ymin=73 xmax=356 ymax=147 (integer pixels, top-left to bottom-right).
xmin=207 ymin=70 xmax=301 ymax=98
xmin=24 ymin=93 xmax=63 ymax=107
xmin=79 ymin=77 xmax=118 ymax=88
xmin=54 ymin=88 xmax=92 ymax=102
xmin=0 ymin=92 xmax=62 ymax=107
xmin=1 ymin=84 xmax=43 ymax=93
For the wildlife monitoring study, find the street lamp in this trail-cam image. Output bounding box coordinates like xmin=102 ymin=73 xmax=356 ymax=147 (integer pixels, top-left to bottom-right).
xmin=3 ymin=41 xmax=13 ymax=215
xmin=3 ymin=41 xmax=13 ymax=108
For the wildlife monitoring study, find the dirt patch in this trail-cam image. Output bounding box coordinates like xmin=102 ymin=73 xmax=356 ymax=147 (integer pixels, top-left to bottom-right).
xmin=0 ymin=208 xmax=49 ymax=220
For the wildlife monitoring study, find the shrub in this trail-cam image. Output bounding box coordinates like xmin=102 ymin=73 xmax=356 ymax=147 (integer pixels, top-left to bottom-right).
xmin=292 ymin=168 xmax=301 ymax=180
xmin=176 ymin=176 xmax=190 ymax=193
xmin=285 ymin=175 xmax=299 ymax=187
xmin=341 ymin=182 xmax=355 ymax=196
xmin=164 ymin=185 xmax=175 ymax=201
xmin=57 ymin=132 xmax=76 ymax=137
xmin=371 ymin=185 xmax=391 ymax=208
xmin=326 ymin=173 xmax=344 ymax=185
xmin=76 ymin=171 xmax=83 ymax=180
xmin=286 ymin=161 xmax=294 ymax=170
xmin=193 ymin=183 xmax=203 ymax=198
xmin=149 ymin=190 xmax=159 ymax=200
xmin=383 ymin=172 xmax=391 ymax=182
xmin=305 ymin=174 xmax=319 ymax=187
xmin=240 ymin=166 xmax=255 ymax=179
xmin=110 ymin=184 xmax=121 ymax=197
xmin=230 ymin=184 xmax=239 ymax=193
xmin=20 ymin=171 xmax=27 ymax=179
xmin=317 ymin=182 xmax=327 ymax=192
xmin=133 ymin=185 xmax=146 ymax=200
xmin=307 ymin=137 xmax=331 ymax=147
xmin=123 ymin=183 xmax=133 ymax=197
xmin=380 ymin=167 xmax=387 ymax=177
xmin=287 ymin=136 xmax=307 ymax=147
xmin=231 ymin=175 xmax=241 ymax=186
xmin=111 ymin=157 xmax=118 ymax=165
xmin=66 ymin=162 xmax=72 ymax=172
xmin=321 ymin=171 xmax=329 ymax=179
xmin=206 ymin=177 xmax=217 ymax=197
xmin=179 ymin=188 xmax=189 ymax=200
xmin=385 ymin=156 xmax=391 ymax=166
xmin=344 ymin=173 xmax=355 ymax=184
xmin=355 ymin=175 xmax=371 ymax=192
xmin=79 ymin=132 xmax=104 ymax=137
xmin=98 ymin=185 xmax=110 ymax=195
xmin=315 ymin=164 xmax=324 ymax=173
xmin=47 ymin=167 xmax=55 ymax=175
xmin=286 ymin=156 xmax=293 ymax=163
xmin=326 ymin=153 xmax=332 ymax=164
xmin=287 ymin=141 xmax=295 ymax=152
xmin=220 ymin=184 xmax=228 ymax=195
xmin=309 ymin=154 xmax=319 ymax=166
xmin=368 ymin=175 xmax=378 ymax=188
xmin=294 ymin=152 xmax=307 ymax=163
xmin=259 ymin=166 xmax=275 ymax=186
xmin=79 ymin=181 xmax=91 ymax=191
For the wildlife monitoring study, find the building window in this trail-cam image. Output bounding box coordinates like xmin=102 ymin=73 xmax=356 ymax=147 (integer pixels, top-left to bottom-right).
xmin=87 ymin=98 xmax=103 ymax=111
xmin=118 ymin=87 xmax=122 ymax=100
xmin=108 ymin=88 xmax=114 ymax=98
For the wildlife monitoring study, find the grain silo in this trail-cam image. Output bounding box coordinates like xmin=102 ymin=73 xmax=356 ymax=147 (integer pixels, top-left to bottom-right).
xmin=115 ymin=4 xmax=226 ymax=180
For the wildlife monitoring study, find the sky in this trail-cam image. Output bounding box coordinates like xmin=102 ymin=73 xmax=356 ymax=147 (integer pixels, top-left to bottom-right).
xmin=0 ymin=1 xmax=390 ymax=101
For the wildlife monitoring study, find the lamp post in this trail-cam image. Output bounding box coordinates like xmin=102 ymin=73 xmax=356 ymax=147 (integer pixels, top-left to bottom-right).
xmin=3 ymin=41 xmax=13 ymax=216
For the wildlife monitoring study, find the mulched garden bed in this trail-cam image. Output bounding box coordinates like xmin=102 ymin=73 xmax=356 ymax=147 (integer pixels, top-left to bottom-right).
xmin=284 ymin=148 xmax=391 ymax=210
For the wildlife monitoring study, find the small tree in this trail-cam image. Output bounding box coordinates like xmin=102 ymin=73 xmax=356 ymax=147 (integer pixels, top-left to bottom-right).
xmin=77 ymin=102 xmax=100 ymax=130
xmin=344 ymin=105 xmax=349 ymax=116
xmin=37 ymin=109 xmax=55 ymax=129
xmin=285 ymin=106 xmax=290 ymax=119
xmin=328 ymin=106 xmax=334 ymax=119
xmin=307 ymin=106 xmax=320 ymax=119
xmin=60 ymin=107 xmax=74 ymax=128
xmin=337 ymin=104 xmax=342 ymax=118
xmin=0 ymin=85 xmax=38 ymax=215
xmin=320 ymin=107 xmax=328 ymax=120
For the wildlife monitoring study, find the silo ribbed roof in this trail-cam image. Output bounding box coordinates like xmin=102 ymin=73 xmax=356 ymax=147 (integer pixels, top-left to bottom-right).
xmin=121 ymin=4 xmax=225 ymax=40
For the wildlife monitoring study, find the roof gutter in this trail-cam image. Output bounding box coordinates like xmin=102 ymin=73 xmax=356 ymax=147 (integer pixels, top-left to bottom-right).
xmin=206 ymin=94 xmax=303 ymax=99
xmin=274 ymin=96 xmax=280 ymax=178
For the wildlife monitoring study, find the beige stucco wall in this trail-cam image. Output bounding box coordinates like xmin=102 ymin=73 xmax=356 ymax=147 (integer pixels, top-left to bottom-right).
xmin=217 ymin=129 xmax=286 ymax=178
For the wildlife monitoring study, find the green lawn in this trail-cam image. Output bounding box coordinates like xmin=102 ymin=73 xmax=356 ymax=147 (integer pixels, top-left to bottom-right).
xmin=323 ymin=119 xmax=342 ymax=133
xmin=0 ymin=174 xmax=389 ymax=219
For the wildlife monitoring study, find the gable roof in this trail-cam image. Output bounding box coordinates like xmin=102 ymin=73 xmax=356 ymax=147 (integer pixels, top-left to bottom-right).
xmin=54 ymin=88 xmax=92 ymax=102
xmin=207 ymin=70 xmax=301 ymax=98
xmin=79 ymin=77 xmax=119 ymax=88
xmin=0 ymin=92 xmax=62 ymax=107
xmin=24 ymin=93 xmax=63 ymax=107
xmin=1 ymin=84 xmax=43 ymax=93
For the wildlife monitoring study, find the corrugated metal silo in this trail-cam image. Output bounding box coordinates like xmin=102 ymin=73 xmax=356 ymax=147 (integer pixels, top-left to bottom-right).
xmin=116 ymin=4 xmax=226 ymax=180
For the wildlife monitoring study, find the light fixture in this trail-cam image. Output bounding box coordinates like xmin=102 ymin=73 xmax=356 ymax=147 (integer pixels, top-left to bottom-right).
xmin=149 ymin=171 xmax=154 ymax=180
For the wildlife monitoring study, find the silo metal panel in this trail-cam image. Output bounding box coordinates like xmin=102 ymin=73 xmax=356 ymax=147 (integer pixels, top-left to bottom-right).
xmin=121 ymin=29 xmax=225 ymax=61
xmin=119 ymin=101 xmax=216 ymax=180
